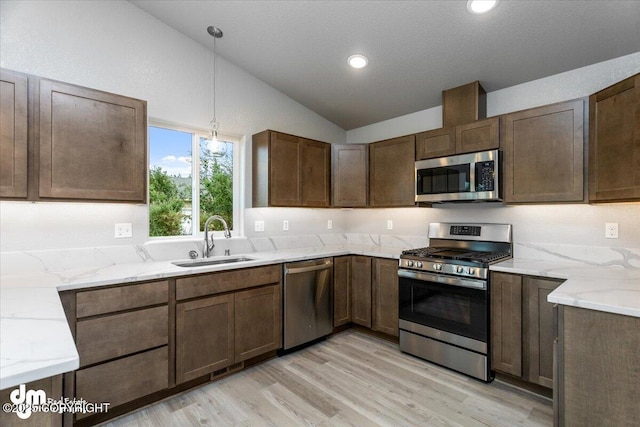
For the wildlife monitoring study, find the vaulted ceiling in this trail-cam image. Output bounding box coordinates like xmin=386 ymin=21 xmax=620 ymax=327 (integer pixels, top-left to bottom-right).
xmin=130 ymin=0 xmax=640 ymax=130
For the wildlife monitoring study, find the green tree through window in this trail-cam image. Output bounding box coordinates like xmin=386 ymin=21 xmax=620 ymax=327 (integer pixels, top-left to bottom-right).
xmin=148 ymin=125 xmax=235 ymax=237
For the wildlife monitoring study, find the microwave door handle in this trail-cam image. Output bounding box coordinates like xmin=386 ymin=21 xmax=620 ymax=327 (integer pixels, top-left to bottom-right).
xmin=469 ymin=161 xmax=476 ymax=192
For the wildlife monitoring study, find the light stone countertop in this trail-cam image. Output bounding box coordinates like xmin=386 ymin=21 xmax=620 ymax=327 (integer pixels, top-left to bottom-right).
xmin=2 ymin=241 xmax=639 ymax=391
xmin=490 ymin=258 xmax=640 ymax=318
xmin=0 ymin=244 xmax=401 ymax=390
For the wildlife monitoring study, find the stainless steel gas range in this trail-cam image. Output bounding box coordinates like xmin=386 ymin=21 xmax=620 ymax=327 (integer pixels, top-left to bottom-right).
xmin=398 ymin=222 xmax=512 ymax=382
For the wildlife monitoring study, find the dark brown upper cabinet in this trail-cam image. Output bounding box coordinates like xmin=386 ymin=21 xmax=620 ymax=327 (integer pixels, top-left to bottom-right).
xmin=502 ymin=99 xmax=585 ymax=203
xmin=38 ymin=78 xmax=147 ymax=202
xmin=369 ymin=134 xmax=416 ymax=207
xmin=252 ymin=130 xmax=331 ymax=208
xmin=589 ymin=73 xmax=640 ymax=202
xmin=442 ymin=81 xmax=487 ymax=128
xmin=0 ymin=68 xmax=147 ymax=203
xmin=415 ymin=127 xmax=455 ymax=159
xmin=0 ymin=69 xmax=29 ymax=198
xmin=300 ymin=137 xmax=331 ymax=207
xmin=415 ymin=117 xmax=499 ymax=160
xmin=332 ymin=143 xmax=368 ymax=207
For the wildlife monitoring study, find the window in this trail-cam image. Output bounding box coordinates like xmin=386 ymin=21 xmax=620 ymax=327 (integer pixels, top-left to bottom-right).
xmin=148 ymin=123 xmax=239 ymax=238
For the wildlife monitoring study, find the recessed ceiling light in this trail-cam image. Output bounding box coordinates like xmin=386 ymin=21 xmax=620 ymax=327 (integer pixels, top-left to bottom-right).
xmin=348 ymin=54 xmax=368 ymax=69
xmin=467 ymin=0 xmax=498 ymax=14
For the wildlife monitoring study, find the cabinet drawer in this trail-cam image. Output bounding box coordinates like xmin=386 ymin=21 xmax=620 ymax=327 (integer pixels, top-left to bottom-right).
xmin=76 ymin=306 xmax=168 ymax=367
xmin=75 ymin=346 xmax=168 ymax=419
xmin=176 ymin=265 xmax=281 ymax=300
xmin=76 ymin=280 xmax=168 ymax=318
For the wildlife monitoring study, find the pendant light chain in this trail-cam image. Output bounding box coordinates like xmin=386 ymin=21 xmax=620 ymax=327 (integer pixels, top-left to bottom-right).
xmin=206 ymin=25 xmax=225 ymax=156
xmin=212 ymin=32 xmax=217 ymax=134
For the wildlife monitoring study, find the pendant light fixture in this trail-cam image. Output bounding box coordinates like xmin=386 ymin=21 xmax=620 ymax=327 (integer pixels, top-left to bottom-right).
xmin=205 ymin=25 xmax=227 ymax=157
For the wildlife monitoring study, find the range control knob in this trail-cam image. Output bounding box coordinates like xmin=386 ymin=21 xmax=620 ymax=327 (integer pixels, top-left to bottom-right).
xmin=407 ymin=260 xmax=414 ymax=267
xmin=467 ymin=268 xmax=475 ymax=275
xmin=433 ymin=263 xmax=443 ymax=271
xmin=416 ymin=261 xmax=423 ymax=268
xmin=455 ymin=266 xmax=464 ymax=273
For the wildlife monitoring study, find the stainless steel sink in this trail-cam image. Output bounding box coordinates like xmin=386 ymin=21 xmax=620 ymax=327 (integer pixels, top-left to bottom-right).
xmin=172 ymin=256 xmax=255 ymax=268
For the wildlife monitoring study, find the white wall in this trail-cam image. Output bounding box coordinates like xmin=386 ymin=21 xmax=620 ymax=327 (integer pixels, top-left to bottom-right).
xmin=0 ymin=0 xmax=345 ymax=251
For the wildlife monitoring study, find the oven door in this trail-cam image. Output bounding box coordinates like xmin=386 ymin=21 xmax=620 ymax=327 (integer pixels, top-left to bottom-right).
xmin=398 ymin=269 xmax=488 ymax=344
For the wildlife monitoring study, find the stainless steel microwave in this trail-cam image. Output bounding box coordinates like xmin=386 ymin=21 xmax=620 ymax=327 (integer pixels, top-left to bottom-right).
xmin=415 ymin=149 xmax=501 ymax=203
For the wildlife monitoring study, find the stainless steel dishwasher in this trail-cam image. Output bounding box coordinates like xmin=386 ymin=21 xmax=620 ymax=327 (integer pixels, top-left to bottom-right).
xmin=283 ymin=258 xmax=333 ymax=350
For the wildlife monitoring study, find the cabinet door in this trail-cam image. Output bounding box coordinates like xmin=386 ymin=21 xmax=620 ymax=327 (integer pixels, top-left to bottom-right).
xmin=589 ymin=73 xmax=640 ymax=202
xmin=175 ymin=294 xmax=234 ymax=384
xmin=490 ymin=272 xmax=522 ymax=377
xmin=235 ymin=284 xmax=281 ymax=362
xmin=369 ymin=135 xmax=416 ymax=207
xmin=75 ymin=346 xmax=168 ymax=420
xmin=38 ymin=78 xmax=147 ymax=202
xmin=415 ymin=128 xmax=455 ymax=160
xmin=0 ymin=69 xmax=28 ymax=198
xmin=300 ymin=138 xmax=331 ymax=207
xmin=333 ymin=256 xmax=351 ymax=327
xmin=351 ymin=256 xmax=372 ymax=328
xmin=269 ymin=131 xmax=301 ymax=206
xmin=524 ymin=277 xmax=561 ymax=388
xmin=455 ymin=117 xmax=499 ymax=154
xmin=332 ymin=144 xmax=368 ymax=207
xmin=372 ymin=258 xmax=399 ymax=337
xmin=561 ymin=306 xmax=640 ymax=426
xmin=503 ymin=99 xmax=585 ymax=203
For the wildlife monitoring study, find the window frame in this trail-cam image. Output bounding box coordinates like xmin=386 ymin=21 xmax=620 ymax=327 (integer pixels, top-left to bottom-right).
xmin=147 ymin=119 xmax=243 ymax=240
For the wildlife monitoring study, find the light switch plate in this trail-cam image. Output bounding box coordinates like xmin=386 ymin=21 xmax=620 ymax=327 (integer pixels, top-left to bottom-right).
xmin=115 ymin=223 xmax=132 ymax=238
xmin=387 ymin=219 xmax=393 ymax=230
xmin=283 ymin=220 xmax=289 ymax=231
xmin=605 ymin=222 xmax=619 ymax=239
xmin=327 ymin=219 xmax=333 ymax=230
xmin=254 ymin=220 xmax=265 ymax=232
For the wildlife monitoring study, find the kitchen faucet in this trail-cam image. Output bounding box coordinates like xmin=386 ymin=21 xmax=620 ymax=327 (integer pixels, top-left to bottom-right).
xmin=203 ymin=215 xmax=231 ymax=258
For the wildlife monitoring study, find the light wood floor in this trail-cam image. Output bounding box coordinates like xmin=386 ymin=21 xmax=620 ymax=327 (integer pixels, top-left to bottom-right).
xmin=103 ymin=330 xmax=552 ymax=426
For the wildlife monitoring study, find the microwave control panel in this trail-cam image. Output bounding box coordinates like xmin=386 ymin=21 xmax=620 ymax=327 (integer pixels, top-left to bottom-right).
xmin=475 ymin=161 xmax=495 ymax=191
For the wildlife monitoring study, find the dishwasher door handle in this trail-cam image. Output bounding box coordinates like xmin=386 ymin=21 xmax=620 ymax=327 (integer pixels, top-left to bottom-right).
xmin=285 ymin=260 xmax=333 ymax=275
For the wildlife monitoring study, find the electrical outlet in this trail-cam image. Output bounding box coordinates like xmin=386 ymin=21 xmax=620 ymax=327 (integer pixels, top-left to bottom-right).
xmin=605 ymin=222 xmax=619 ymax=239
xmin=387 ymin=219 xmax=393 ymax=230
xmin=283 ymin=220 xmax=289 ymax=231
xmin=327 ymin=219 xmax=333 ymax=230
xmin=114 ymin=223 xmax=132 ymax=238
xmin=254 ymin=220 xmax=265 ymax=232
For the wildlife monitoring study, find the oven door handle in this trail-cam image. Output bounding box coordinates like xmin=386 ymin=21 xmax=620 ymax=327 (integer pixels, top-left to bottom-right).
xmin=398 ymin=269 xmax=487 ymax=290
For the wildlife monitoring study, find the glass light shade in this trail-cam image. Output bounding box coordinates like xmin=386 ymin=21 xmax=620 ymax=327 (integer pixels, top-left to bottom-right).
xmin=205 ymin=133 xmax=227 ymax=157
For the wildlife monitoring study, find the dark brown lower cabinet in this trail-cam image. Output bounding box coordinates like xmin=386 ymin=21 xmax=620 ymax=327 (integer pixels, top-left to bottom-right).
xmin=0 ymin=375 xmax=62 ymax=427
xmin=491 ymin=272 xmax=523 ymax=377
xmin=351 ymin=256 xmax=372 ymax=328
xmin=490 ymin=272 xmax=562 ymax=389
xmin=333 ymin=256 xmax=352 ymax=327
xmin=372 ymin=258 xmax=399 ymax=337
xmin=176 ymin=284 xmax=281 ymax=385
xmin=524 ymin=276 xmax=560 ymax=388
xmin=75 ymin=347 xmax=168 ymax=420
xmin=234 ymin=285 xmax=281 ymax=362
xmin=558 ymin=306 xmax=640 ymax=426
xmin=176 ymin=294 xmax=234 ymax=384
